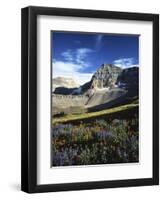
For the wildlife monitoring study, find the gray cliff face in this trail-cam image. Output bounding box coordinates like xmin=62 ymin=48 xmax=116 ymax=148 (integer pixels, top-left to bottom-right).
xmin=90 ymin=64 xmax=122 ymax=89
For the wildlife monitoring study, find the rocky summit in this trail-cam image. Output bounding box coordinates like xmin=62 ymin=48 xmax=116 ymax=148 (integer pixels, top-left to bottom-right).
xmin=90 ymin=64 xmax=122 ymax=89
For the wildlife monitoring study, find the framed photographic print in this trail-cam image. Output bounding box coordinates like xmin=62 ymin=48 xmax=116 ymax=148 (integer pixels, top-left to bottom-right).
xmin=21 ymin=6 xmax=159 ymax=193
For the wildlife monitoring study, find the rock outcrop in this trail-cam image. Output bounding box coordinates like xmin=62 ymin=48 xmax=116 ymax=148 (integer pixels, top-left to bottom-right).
xmin=90 ymin=64 xmax=122 ymax=89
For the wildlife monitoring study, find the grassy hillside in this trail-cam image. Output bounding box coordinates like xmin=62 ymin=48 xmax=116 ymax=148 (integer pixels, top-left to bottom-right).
xmin=52 ymin=103 xmax=138 ymax=124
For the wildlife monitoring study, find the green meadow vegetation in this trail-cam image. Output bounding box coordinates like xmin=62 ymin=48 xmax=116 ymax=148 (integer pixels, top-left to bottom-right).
xmin=52 ymin=103 xmax=138 ymax=124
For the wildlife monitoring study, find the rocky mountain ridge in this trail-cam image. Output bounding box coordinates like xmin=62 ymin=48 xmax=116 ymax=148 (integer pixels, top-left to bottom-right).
xmin=53 ymin=77 xmax=79 ymax=91
xmin=52 ymin=64 xmax=139 ymax=115
xmin=53 ymin=64 xmax=138 ymax=95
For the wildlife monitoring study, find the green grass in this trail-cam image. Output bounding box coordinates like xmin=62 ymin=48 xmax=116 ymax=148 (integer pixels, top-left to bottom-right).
xmin=52 ymin=103 xmax=138 ymax=124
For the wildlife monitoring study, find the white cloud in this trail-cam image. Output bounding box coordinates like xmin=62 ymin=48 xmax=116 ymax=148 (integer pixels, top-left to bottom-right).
xmin=75 ymin=73 xmax=93 ymax=85
xmin=53 ymin=48 xmax=94 ymax=85
xmin=76 ymin=48 xmax=93 ymax=66
xmin=61 ymin=47 xmax=93 ymax=67
xmin=52 ymin=61 xmax=93 ymax=85
xmin=61 ymin=49 xmax=73 ymax=62
xmin=113 ymin=58 xmax=138 ymax=68
xmin=76 ymin=48 xmax=93 ymax=55
xmin=52 ymin=60 xmax=82 ymax=74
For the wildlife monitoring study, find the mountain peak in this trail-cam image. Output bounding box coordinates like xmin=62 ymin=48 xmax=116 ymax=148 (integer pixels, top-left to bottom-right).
xmin=53 ymin=76 xmax=79 ymax=90
xmin=90 ymin=64 xmax=122 ymax=89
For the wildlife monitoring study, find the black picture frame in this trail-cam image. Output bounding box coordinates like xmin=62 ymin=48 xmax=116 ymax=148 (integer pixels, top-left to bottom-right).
xmin=21 ymin=6 xmax=159 ymax=193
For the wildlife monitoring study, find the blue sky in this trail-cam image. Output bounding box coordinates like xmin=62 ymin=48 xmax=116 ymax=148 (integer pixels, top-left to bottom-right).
xmin=52 ymin=31 xmax=139 ymax=85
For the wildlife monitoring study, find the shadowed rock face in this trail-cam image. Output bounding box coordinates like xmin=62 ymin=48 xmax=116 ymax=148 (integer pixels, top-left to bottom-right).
xmin=116 ymin=66 xmax=139 ymax=91
xmin=54 ymin=87 xmax=78 ymax=95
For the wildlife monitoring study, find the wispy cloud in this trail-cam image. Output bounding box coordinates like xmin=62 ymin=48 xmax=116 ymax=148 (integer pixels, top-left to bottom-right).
xmin=61 ymin=49 xmax=73 ymax=62
xmin=52 ymin=60 xmax=93 ymax=85
xmin=61 ymin=47 xmax=93 ymax=67
xmin=76 ymin=48 xmax=93 ymax=66
xmin=113 ymin=58 xmax=138 ymax=68
xmin=74 ymin=40 xmax=81 ymax=44
xmin=95 ymin=35 xmax=103 ymax=50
